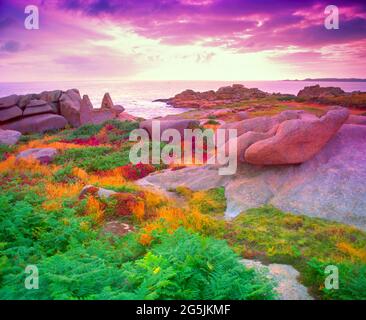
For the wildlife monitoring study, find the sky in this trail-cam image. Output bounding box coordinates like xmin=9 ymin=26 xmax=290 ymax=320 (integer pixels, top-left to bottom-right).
xmin=0 ymin=0 xmax=365 ymax=81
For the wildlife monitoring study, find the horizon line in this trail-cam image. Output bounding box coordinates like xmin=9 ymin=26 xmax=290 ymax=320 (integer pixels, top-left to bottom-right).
xmin=1 ymin=78 xmax=366 ymax=84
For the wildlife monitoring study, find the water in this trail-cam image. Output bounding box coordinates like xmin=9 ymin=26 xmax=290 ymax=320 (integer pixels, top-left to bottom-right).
xmin=0 ymin=80 xmax=365 ymax=119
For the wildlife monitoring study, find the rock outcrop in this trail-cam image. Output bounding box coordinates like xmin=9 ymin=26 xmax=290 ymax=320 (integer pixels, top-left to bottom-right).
xmin=297 ymin=85 xmax=345 ymax=100
xmin=0 ymin=129 xmax=22 ymax=145
xmin=217 ymin=108 xmax=349 ymax=165
xmin=17 ymin=148 xmax=58 ymax=164
xmin=158 ymin=84 xmax=270 ymax=108
xmin=245 ymin=108 xmax=349 ymax=165
xmin=139 ymin=124 xmax=366 ymax=230
xmin=140 ymin=119 xmax=200 ymax=138
xmin=1 ymin=114 xmax=68 ymax=134
xmin=239 ymin=259 xmax=313 ymax=300
xmin=297 ymin=85 xmax=366 ymax=108
xmin=59 ymin=89 xmax=83 ymax=127
xmin=0 ymin=90 xmax=130 ymax=133
xmin=101 ymin=93 xmax=114 ymax=110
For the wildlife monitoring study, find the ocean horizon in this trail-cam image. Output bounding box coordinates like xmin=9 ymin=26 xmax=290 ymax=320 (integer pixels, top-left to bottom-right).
xmin=1 ymin=80 xmax=366 ymax=119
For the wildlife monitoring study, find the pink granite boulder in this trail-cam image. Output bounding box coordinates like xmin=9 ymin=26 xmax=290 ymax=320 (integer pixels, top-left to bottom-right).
xmin=17 ymin=148 xmax=58 ymax=164
xmin=140 ymin=119 xmax=200 ymax=138
xmin=0 ymin=106 xmax=23 ymax=122
xmin=0 ymin=94 xmax=19 ymax=109
xmin=59 ymin=89 xmax=82 ymax=127
xmin=101 ymin=93 xmax=114 ymax=110
xmin=244 ymin=108 xmax=349 ymax=165
xmin=0 ymin=114 xmax=68 ymax=133
xmin=0 ymin=129 xmax=22 ymax=145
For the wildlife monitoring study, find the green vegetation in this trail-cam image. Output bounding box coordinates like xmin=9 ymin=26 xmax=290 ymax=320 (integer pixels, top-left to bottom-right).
xmin=205 ymin=119 xmax=220 ymax=125
xmin=64 ymin=123 xmax=103 ymax=140
xmin=1 ymin=119 xmax=365 ymax=300
xmin=226 ymin=206 xmax=366 ymax=299
xmin=0 ymin=144 xmax=14 ymax=160
xmin=54 ymin=147 xmax=131 ymax=172
xmin=174 ymin=186 xmax=226 ymax=217
xmin=0 ymin=190 xmax=275 ymax=300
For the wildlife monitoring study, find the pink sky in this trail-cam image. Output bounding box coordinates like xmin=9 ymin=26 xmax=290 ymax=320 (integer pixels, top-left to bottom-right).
xmin=0 ymin=0 xmax=365 ymax=81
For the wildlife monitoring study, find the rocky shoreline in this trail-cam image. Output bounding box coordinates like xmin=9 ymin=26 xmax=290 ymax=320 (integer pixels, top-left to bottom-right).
xmin=0 ymin=89 xmax=137 ymax=134
xmin=157 ymin=83 xmax=366 ymax=109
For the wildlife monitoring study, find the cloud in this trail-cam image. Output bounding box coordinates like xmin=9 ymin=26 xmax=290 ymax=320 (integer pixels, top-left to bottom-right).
xmin=0 ymin=0 xmax=365 ymax=80
xmin=0 ymin=40 xmax=21 ymax=52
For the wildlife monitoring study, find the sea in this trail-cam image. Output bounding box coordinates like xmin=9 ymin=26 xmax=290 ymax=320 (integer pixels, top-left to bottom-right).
xmin=0 ymin=80 xmax=365 ymax=119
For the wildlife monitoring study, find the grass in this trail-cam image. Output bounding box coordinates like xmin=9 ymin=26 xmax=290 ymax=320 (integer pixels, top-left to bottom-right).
xmin=225 ymin=206 xmax=366 ymax=299
xmin=54 ymin=146 xmax=131 ymax=172
xmin=174 ymin=186 xmax=226 ymax=217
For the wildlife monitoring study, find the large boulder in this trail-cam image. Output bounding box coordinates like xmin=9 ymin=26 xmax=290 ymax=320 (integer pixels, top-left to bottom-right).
xmin=226 ymin=127 xmax=279 ymax=163
xmin=0 ymin=114 xmax=68 ymax=133
xmin=139 ymin=124 xmax=366 ymax=230
xmin=79 ymin=95 xmax=94 ymax=125
xmin=0 ymin=106 xmax=23 ymax=122
xmin=101 ymin=93 xmax=114 ymax=109
xmin=0 ymin=94 xmax=19 ymax=109
xmin=26 ymin=99 xmax=47 ymax=107
xmin=17 ymin=148 xmax=58 ymax=164
xmin=23 ymin=104 xmax=55 ymax=116
xmin=18 ymin=94 xmax=39 ymax=109
xmin=0 ymin=129 xmax=22 ymax=145
xmin=59 ymin=89 xmax=82 ymax=127
xmin=244 ymin=108 xmax=349 ymax=165
xmin=113 ymin=105 xmax=125 ymax=115
xmin=39 ymin=90 xmax=62 ymax=103
xmin=219 ymin=110 xmax=301 ymax=145
xmin=140 ymin=119 xmax=200 ymax=138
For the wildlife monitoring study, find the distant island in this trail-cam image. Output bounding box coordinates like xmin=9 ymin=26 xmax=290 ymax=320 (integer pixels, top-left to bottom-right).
xmin=286 ymin=78 xmax=366 ymax=82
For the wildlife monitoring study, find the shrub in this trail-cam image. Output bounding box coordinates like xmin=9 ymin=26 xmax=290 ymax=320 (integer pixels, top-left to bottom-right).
xmin=124 ymin=228 xmax=277 ymax=300
xmin=228 ymin=206 xmax=366 ymax=299
xmin=53 ymin=165 xmax=75 ymax=183
xmin=205 ymin=119 xmax=220 ymax=125
xmin=305 ymin=259 xmax=366 ymax=300
xmin=0 ymin=191 xmax=276 ymax=300
xmin=120 ymin=163 xmax=156 ymax=180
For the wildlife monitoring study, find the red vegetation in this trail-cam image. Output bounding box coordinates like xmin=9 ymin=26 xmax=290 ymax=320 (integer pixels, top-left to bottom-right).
xmin=64 ymin=136 xmax=101 ymax=146
xmin=120 ymin=163 xmax=156 ymax=180
xmin=110 ymin=192 xmax=145 ymax=219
